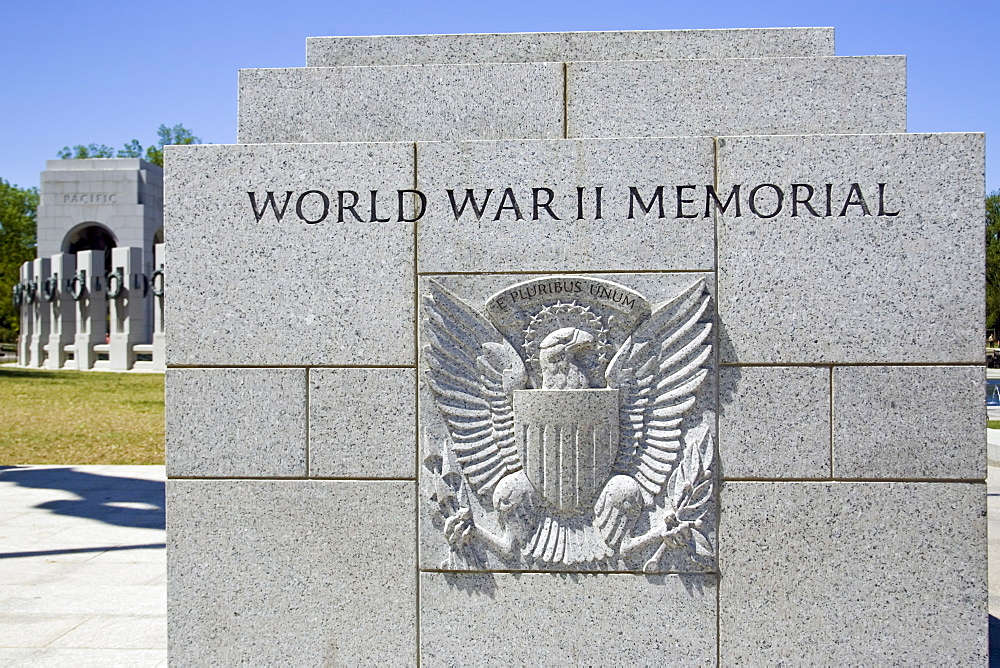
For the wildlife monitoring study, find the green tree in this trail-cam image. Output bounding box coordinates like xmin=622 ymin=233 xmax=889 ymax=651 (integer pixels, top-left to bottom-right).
xmin=57 ymin=143 xmax=115 ymax=159
xmin=0 ymin=179 xmax=38 ymax=343
xmin=143 ymin=124 xmax=201 ymax=167
xmin=987 ymin=190 xmax=1000 ymax=332
xmin=117 ymin=139 xmax=144 ymax=158
xmin=56 ymin=124 xmax=202 ymax=168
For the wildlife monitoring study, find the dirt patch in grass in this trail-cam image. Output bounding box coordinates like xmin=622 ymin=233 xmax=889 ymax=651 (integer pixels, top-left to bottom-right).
xmin=0 ymin=366 xmax=163 ymax=464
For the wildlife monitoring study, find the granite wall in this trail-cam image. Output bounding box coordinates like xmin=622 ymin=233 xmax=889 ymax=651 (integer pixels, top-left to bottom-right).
xmin=165 ymin=28 xmax=986 ymax=665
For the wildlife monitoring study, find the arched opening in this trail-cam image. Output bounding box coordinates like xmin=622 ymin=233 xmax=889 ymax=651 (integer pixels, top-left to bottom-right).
xmin=62 ymin=223 xmax=118 ymax=344
xmin=62 ymin=223 xmax=117 ymax=274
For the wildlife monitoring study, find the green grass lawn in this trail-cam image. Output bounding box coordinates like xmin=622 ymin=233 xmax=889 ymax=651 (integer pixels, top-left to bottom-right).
xmin=0 ymin=366 xmax=163 ymax=464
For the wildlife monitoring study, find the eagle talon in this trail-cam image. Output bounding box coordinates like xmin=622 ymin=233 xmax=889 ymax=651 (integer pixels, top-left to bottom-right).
xmin=443 ymin=507 xmax=475 ymax=547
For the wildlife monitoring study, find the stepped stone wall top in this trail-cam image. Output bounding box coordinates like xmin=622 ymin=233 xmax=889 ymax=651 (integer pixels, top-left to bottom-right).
xmin=306 ymin=27 xmax=835 ymax=66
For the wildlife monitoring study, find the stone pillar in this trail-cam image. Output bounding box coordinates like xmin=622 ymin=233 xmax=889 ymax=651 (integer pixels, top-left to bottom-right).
xmin=28 ymin=257 xmax=50 ymax=368
xmin=107 ymin=246 xmax=147 ymax=370
xmin=151 ymin=243 xmax=165 ymax=372
xmin=72 ymin=250 xmax=107 ymax=370
xmin=166 ymin=28 xmax=986 ymax=665
xmin=45 ymin=253 xmax=76 ymax=370
xmin=16 ymin=261 xmax=32 ymax=366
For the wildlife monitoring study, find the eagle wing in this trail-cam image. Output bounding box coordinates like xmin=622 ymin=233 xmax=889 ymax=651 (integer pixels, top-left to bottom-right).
xmin=423 ymin=280 xmax=527 ymax=498
xmin=605 ymin=279 xmax=712 ymax=502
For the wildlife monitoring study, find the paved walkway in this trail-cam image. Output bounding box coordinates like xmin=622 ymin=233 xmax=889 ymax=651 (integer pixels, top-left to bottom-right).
xmin=0 ymin=459 xmax=996 ymax=665
xmin=0 ymin=466 xmax=166 ymax=666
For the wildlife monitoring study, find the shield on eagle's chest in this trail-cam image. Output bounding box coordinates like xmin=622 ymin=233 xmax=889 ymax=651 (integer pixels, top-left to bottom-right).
xmin=513 ymin=389 xmax=620 ymax=515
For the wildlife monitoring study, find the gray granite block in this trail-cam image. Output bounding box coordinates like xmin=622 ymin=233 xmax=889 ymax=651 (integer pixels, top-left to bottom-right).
xmin=568 ymin=56 xmax=905 ymax=138
xmin=719 ymin=481 xmax=986 ymax=664
xmin=238 ymin=64 xmax=563 ymax=144
xmin=164 ymin=142 xmax=415 ymax=366
xmin=308 ymin=368 xmax=416 ymax=478
xmin=166 ymin=368 xmax=306 ymax=478
xmin=833 ymin=365 xmax=985 ymax=479
xmin=420 ymin=572 xmax=716 ymax=665
xmin=717 ymin=133 xmax=985 ymax=363
xmin=306 ymin=27 xmax=835 ymax=66
xmin=417 ymin=273 xmax=717 ymax=573
xmin=167 ymin=480 xmax=416 ymax=665
xmin=719 ymin=366 xmax=830 ymax=479
xmin=416 ymin=137 xmax=715 ymax=273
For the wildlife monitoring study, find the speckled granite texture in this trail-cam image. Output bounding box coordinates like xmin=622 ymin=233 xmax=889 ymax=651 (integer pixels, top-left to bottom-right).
xmin=238 ymin=56 xmax=904 ymax=145
xmin=166 ymin=368 xmax=306 ymax=478
xmin=166 ymin=28 xmax=986 ymax=665
xmin=164 ymin=142 xmax=416 ymax=367
xmin=719 ymin=365 xmax=831 ymax=479
xmin=717 ymin=132 xmax=984 ymax=364
xmin=167 ymin=480 xmax=416 ymax=665
xmin=306 ymin=27 xmax=835 ymax=66
xmin=237 ymin=63 xmax=565 ymax=144
xmin=567 ymin=56 xmax=906 ymax=138
xmin=308 ymin=367 xmax=416 ymax=478
xmin=719 ymin=482 xmax=986 ymax=664
xmin=832 ymin=365 xmax=985 ymax=479
xmin=420 ymin=572 xmax=717 ymax=665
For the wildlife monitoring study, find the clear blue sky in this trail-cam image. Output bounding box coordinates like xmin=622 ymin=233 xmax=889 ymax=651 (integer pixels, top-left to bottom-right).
xmin=1 ymin=0 xmax=996 ymax=193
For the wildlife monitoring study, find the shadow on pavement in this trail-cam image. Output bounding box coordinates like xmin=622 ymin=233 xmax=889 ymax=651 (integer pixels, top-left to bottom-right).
xmin=989 ymin=615 xmax=1000 ymax=668
xmin=0 ymin=466 xmax=164 ymax=530
xmin=992 ymin=615 xmax=1000 ymax=667
xmin=0 ymin=543 xmax=165 ymax=559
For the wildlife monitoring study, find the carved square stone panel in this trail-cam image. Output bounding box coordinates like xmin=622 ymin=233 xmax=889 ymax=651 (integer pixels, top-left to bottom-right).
xmin=417 ymin=273 xmax=716 ymax=574
xmin=719 ymin=481 xmax=986 ymax=664
xmin=168 ymin=479 xmax=417 ymax=665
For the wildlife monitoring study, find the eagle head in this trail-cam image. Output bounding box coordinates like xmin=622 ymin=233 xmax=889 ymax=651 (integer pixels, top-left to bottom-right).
xmin=538 ymin=327 xmax=596 ymax=390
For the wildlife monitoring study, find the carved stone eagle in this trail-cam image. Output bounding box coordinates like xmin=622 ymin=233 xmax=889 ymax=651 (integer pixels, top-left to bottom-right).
xmin=422 ymin=277 xmax=714 ymax=572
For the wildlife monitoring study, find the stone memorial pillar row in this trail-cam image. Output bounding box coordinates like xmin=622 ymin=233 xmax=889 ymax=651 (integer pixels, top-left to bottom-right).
xmin=73 ymin=250 xmax=107 ymax=370
xmin=107 ymin=246 xmax=146 ymax=371
xmin=45 ymin=253 xmax=76 ymax=370
xmin=28 ymin=257 xmax=51 ymax=368
xmin=16 ymin=261 xmax=32 ymax=366
xmin=151 ymin=243 xmax=165 ymax=372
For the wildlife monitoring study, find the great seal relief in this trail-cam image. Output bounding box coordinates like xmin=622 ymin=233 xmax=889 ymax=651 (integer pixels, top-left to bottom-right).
xmin=421 ymin=276 xmax=716 ymax=573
